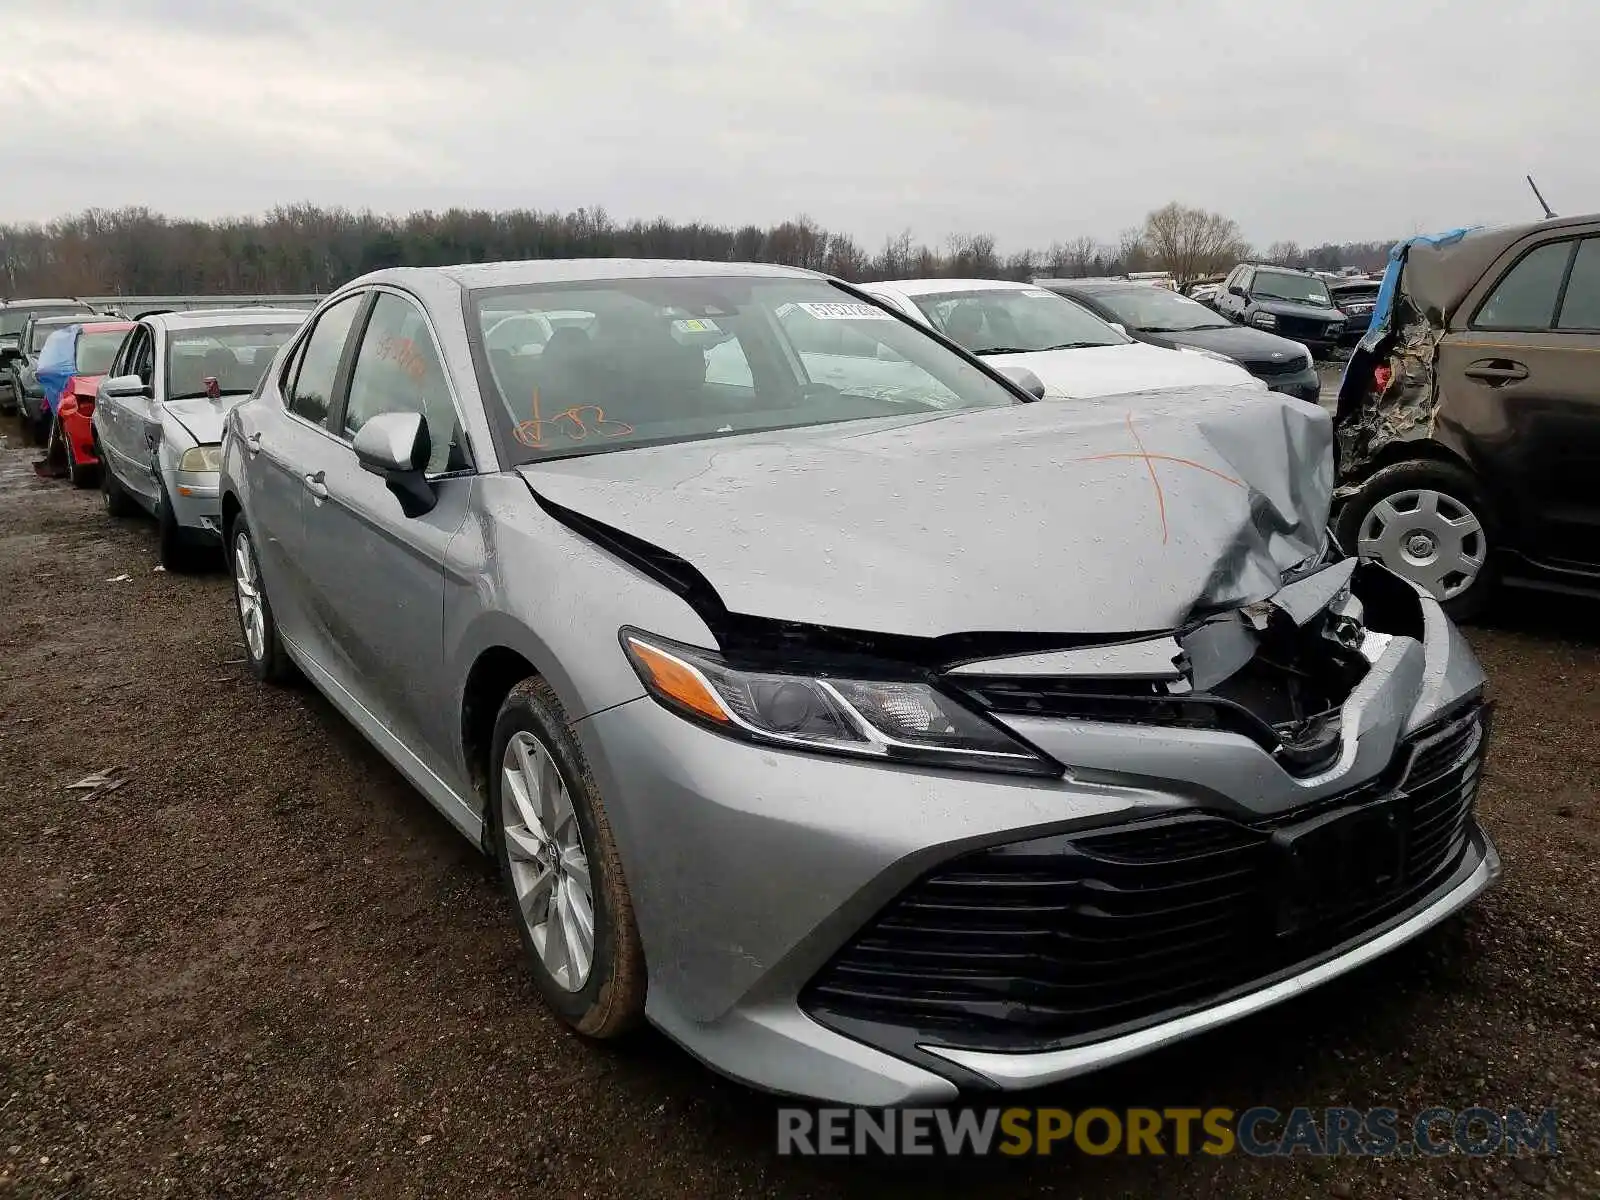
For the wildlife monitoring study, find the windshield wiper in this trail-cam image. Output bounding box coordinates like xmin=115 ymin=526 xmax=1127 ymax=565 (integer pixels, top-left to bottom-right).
xmin=971 ymin=346 xmax=1035 ymax=356
xmin=167 ymin=388 xmax=252 ymax=401
xmin=1036 ymin=341 xmax=1112 ymax=351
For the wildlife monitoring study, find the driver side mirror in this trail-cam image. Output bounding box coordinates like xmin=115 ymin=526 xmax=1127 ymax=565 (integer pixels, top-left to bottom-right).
xmin=102 ymin=374 xmax=152 ymax=400
xmin=353 ymin=410 xmax=437 ymax=517
xmin=995 ymin=364 xmax=1047 ymax=401
xmin=1228 ymin=284 xmax=1247 ymax=298
xmin=1108 ymin=321 xmax=1128 ymax=337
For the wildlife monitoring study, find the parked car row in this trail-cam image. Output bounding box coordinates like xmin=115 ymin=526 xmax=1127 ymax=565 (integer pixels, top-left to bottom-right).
xmin=8 ymin=258 xmax=1505 ymax=1107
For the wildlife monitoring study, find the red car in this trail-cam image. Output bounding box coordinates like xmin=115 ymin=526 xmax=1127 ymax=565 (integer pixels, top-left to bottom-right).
xmin=45 ymin=321 xmax=133 ymax=486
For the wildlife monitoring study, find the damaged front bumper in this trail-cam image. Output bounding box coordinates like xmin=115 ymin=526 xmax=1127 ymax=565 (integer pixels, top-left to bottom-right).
xmin=577 ymin=561 xmax=1496 ymax=1105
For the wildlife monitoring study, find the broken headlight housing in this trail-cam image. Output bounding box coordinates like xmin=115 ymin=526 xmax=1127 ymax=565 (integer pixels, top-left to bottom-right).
xmin=620 ymin=629 xmax=1060 ymax=777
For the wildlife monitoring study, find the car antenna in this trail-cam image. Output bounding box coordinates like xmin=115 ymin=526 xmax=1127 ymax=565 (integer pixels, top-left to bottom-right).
xmin=1527 ymin=175 xmax=1557 ymax=220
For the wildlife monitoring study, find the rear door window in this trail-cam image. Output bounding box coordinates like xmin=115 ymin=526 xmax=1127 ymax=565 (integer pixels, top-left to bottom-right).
xmin=285 ymin=295 xmax=362 ymax=428
xmin=1555 ymin=238 xmax=1600 ymax=331
xmin=1474 ymin=241 xmax=1573 ymax=329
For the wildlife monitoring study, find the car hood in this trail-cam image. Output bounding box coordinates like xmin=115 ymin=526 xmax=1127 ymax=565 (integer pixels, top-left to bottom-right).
xmin=164 ymin=395 xmax=248 ymax=444
xmin=1137 ymin=325 xmax=1310 ymax=366
xmin=518 ymin=387 xmax=1334 ymax=639
xmin=1255 ymin=297 xmax=1345 ymax=322
xmin=984 ymin=341 xmax=1262 ymax=399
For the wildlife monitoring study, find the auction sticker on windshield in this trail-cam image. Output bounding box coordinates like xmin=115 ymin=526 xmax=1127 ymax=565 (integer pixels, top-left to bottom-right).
xmin=794 ymin=302 xmax=893 ymax=321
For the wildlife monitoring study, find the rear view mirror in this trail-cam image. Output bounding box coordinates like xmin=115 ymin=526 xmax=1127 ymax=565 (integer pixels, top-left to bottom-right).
xmin=102 ymin=374 xmax=152 ymax=399
xmin=353 ymin=410 xmax=436 ymax=517
xmin=996 ymin=365 xmax=1047 ymax=401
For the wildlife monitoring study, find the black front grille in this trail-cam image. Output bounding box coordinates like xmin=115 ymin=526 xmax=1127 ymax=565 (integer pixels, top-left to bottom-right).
xmin=803 ymin=705 xmax=1486 ymax=1052
xmin=1241 ymin=354 xmax=1309 ymax=377
xmin=1275 ymin=313 xmax=1343 ymax=342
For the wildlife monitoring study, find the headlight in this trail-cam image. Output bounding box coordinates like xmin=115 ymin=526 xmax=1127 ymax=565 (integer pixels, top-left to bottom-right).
xmin=1251 ymin=312 xmax=1278 ymax=329
xmin=620 ymin=630 xmax=1060 ymax=777
xmin=1176 ymin=344 xmax=1239 ymax=366
xmin=178 ymin=444 xmax=223 ymax=472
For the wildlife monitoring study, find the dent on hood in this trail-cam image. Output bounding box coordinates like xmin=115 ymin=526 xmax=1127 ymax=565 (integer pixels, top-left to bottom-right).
xmin=522 ymin=389 xmax=1336 ymax=653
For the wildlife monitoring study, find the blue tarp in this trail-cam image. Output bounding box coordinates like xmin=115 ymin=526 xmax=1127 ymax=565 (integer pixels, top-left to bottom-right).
xmin=35 ymin=326 xmax=81 ymax=416
xmin=1337 ymin=227 xmax=1479 ymax=404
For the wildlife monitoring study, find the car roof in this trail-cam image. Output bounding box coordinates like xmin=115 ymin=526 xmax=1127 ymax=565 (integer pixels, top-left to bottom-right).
xmin=30 ymin=312 xmax=97 ymax=327
xmin=1040 ymin=280 xmax=1154 ymax=294
xmin=80 ymin=321 xmax=134 ymax=333
xmin=1246 ymin=264 xmax=1320 ymax=277
xmin=2 ymin=298 xmax=90 ymax=308
xmin=352 ymin=259 xmax=822 ymax=294
xmin=148 ymin=308 xmax=309 ymax=331
xmin=867 ymin=278 xmax=1037 ymax=297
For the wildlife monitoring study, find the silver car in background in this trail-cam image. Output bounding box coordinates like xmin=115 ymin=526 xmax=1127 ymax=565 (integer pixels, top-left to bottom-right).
xmin=219 ymin=260 xmax=1496 ymax=1105
xmin=94 ymin=309 xmax=306 ymax=568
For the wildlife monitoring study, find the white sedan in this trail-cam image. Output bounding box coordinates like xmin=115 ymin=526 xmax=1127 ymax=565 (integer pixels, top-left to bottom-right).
xmin=857 ymin=278 xmax=1264 ymax=400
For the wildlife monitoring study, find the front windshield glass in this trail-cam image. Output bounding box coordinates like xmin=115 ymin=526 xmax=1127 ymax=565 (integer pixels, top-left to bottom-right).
xmin=3 ymin=304 xmax=92 ymax=337
xmin=470 ymin=276 xmax=1021 ymax=464
xmin=1252 ymin=270 xmax=1333 ymax=307
xmin=165 ymin=324 xmax=299 ymax=398
xmin=1085 ymin=287 xmax=1232 ymax=332
xmin=911 ymin=288 xmax=1127 ymax=354
xmin=76 ymin=329 xmax=130 ymax=375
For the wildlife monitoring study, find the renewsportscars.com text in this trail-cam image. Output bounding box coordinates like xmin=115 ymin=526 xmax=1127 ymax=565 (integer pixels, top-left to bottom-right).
xmin=776 ymin=1106 xmax=1561 ymax=1158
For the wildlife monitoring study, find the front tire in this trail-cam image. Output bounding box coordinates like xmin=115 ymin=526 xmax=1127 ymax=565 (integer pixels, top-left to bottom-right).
xmin=156 ymin=479 xmax=203 ymax=572
xmin=230 ymin=519 xmax=294 ymax=684
xmin=489 ymin=677 xmax=645 ymax=1038
xmin=99 ymin=445 xmax=136 ymax=517
xmin=1335 ymin=459 xmax=1499 ymax=622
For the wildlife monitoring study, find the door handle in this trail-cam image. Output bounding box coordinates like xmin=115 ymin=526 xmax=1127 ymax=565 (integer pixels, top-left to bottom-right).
xmin=303 ymin=470 xmax=328 ymax=501
xmin=244 ymin=431 xmax=262 ymax=456
xmin=1463 ymin=359 xmax=1528 ymax=385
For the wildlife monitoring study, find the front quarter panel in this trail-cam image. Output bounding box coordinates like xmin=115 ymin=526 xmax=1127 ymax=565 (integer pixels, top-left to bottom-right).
xmin=444 ymin=470 xmax=721 ymax=745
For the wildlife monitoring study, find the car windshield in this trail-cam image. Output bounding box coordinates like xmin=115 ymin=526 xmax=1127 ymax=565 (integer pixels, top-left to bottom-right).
xmin=471 ymin=276 xmax=1022 ymax=464
xmin=1252 ymin=271 xmax=1333 ymax=307
xmin=1083 ymin=287 xmax=1232 ymax=332
xmin=76 ymin=330 xmax=129 ymax=375
xmin=910 ymin=288 xmax=1127 ymax=354
xmin=165 ymin=324 xmax=299 ymax=398
xmin=2 ymin=305 xmax=92 ymax=337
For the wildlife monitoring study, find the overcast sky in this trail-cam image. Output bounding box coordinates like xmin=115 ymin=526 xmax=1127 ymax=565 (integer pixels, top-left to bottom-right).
xmin=3 ymin=0 xmax=1595 ymax=250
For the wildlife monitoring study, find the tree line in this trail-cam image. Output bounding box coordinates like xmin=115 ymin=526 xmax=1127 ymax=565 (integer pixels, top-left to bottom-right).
xmin=0 ymin=202 xmax=1397 ymax=299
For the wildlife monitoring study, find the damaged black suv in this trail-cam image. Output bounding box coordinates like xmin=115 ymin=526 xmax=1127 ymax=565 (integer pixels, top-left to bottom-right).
xmin=1334 ymin=214 xmax=1600 ymax=619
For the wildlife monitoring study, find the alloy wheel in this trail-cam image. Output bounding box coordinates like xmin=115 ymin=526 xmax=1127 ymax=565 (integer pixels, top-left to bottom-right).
xmin=233 ymin=529 xmax=267 ymax=662
xmin=1357 ymin=487 xmax=1486 ymax=602
xmin=500 ymin=730 xmax=595 ymax=992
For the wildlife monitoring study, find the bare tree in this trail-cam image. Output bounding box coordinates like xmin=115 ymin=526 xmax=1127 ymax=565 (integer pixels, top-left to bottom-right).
xmin=1140 ymin=203 xmax=1250 ymax=284
xmin=1264 ymin=240 xmax=1302 ymax=267
xmin=1116 ymin=227 xmax=1150 ymax=274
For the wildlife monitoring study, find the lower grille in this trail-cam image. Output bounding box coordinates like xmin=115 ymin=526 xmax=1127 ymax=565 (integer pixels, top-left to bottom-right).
xmin=803 ymin=705 xmax=1486 ymax=1051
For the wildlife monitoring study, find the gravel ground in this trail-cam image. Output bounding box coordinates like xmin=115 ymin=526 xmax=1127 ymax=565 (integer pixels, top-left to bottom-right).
xmin=0 ymin=417 xmax=1595 ymax=1200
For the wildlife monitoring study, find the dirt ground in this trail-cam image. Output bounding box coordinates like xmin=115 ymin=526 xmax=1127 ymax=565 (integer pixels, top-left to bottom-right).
xmin=0 ymin=417 xmax=1595 ymax=1200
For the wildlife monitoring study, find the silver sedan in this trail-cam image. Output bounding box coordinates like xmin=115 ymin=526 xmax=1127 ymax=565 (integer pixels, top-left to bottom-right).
xmin=219 ymin=260 xmax=1496 ymax=1105
xmin=94 ymin=309 xmax=305 ymax=568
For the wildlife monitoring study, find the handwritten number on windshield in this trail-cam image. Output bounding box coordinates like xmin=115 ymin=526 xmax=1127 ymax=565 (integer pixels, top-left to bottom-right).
xmin=513 ymin=387 xmax=635 ymax=450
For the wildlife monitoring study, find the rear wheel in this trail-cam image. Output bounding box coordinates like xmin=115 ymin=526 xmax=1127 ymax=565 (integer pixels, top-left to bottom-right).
xmin=489 ymin=677 xmax=645 ymax=1038
xmin=64 ymin=432 xmax=94 ymax=488
xmin=1336 ymin=459 xmax=1499 ymax=622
